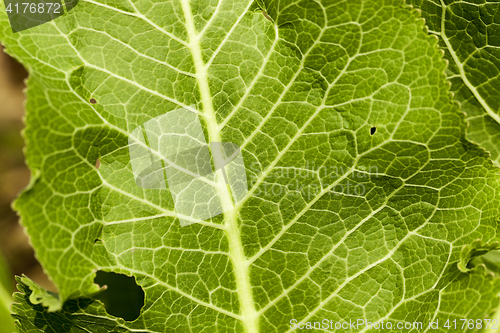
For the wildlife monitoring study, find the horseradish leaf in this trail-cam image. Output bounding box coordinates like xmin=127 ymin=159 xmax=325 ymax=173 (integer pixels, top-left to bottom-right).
xmin=1 ymin=0 xmax=500 ymax=332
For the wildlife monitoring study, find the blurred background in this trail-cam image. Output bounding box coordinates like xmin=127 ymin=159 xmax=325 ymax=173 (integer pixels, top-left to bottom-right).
xmin=0 ymin=47 xmax=54 ymax=332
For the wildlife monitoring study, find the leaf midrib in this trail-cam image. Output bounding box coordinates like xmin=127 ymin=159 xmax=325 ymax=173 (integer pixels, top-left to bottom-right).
xmin=179 ymin=1 xmax=259 ymax=332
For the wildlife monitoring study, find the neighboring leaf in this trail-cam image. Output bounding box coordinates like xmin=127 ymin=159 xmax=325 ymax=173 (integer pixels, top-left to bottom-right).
xmin=469 ymin=249 xmax=500 ymax=277
xmin=17 ymin=275 xmax=61 ymax=312
xmin=408 ymin=0 xmax=500 ymax=166
xmin=12 ymin=276 xmax=129 ymax=333
xmin=458 ymin=239 xmax=500 ymax=273
xmin=1 ymin=0 xmax=500 ymax=332
xmin=0 ymin=252 xmax=15 ymax=333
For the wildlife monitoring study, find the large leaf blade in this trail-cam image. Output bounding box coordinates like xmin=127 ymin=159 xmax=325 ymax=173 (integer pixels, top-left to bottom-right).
xmin=1 ymin=0 xmax=500 ymax=332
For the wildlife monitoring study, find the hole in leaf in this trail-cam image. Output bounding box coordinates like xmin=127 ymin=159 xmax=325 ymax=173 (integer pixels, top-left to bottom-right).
xmin=93 ymin=238 xmax=101 ymax=244
xmin=370 ymin=126 xmax=376 ymax=135
xmin=90 ymin=98 xmax=97 ymax=104
xmin=94 ymin=271 xmax=145 ymax=321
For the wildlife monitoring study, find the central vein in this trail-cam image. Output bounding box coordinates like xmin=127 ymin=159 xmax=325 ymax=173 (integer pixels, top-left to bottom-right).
xmin=179 ymin=1 xmax=259 ymax=332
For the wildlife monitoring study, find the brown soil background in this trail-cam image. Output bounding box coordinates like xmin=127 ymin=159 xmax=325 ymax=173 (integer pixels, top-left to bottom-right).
xmin=0 ymin=47 xmax=55 ymax=293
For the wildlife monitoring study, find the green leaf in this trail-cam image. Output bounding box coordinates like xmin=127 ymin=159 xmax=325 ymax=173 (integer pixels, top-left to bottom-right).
xmin=17 ymin=275 xmax=61 ymax=313
xmin=408 ymin=0 xmax=500 ymax=166
xmin=1 ymin=0 xmax=500 ymax=332
xmin=469 ymin=249 xmax=500 ymax=277
xmin=12 ymin=276 xmax=130 ymax=333
xmin=458 ymin=239 xmax=500 ymax=273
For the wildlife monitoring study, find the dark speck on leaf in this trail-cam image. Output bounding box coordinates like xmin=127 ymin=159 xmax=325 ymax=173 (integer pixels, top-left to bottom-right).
xmin=263 ymin=11 xmax=272 ymax=22
xmin=90 ymin=98 xmax=97 ymax=104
